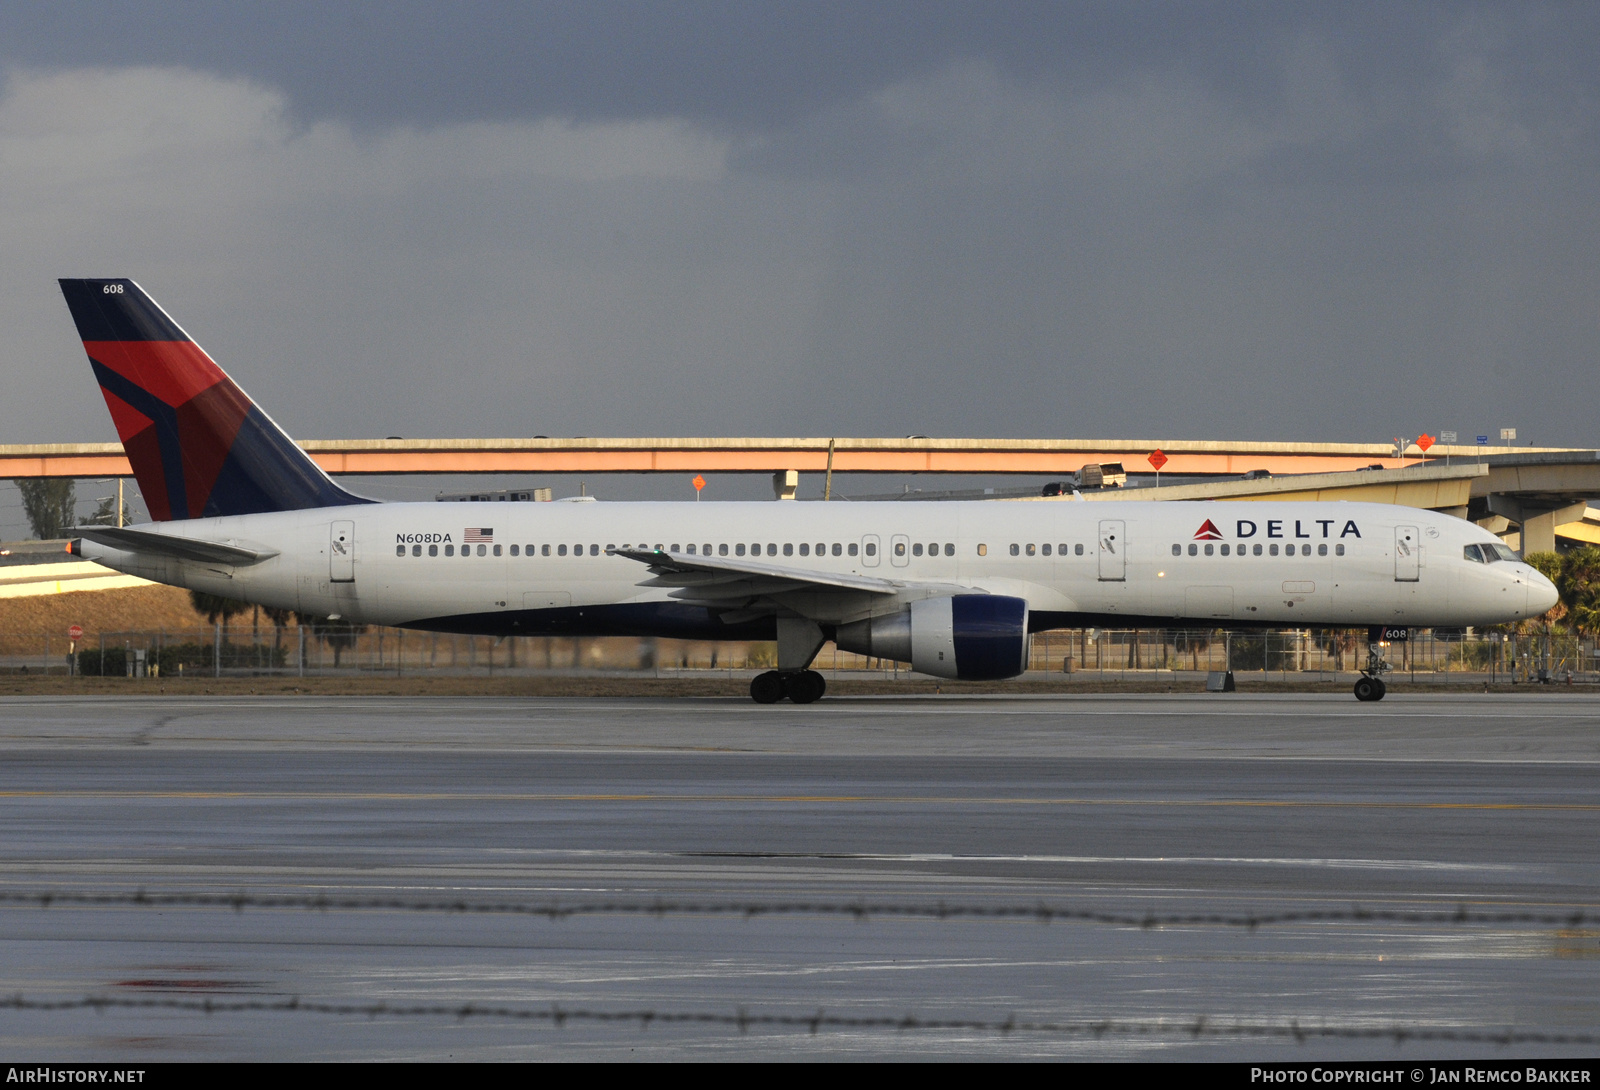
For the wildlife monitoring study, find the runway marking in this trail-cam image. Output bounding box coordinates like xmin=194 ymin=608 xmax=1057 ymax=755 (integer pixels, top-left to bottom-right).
xmin=0 ymin=790 xmax=1596 ymax=811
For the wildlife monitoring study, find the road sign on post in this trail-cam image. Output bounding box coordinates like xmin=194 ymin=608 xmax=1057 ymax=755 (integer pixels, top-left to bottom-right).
xmin=1147 ymin=449 xmax=1167 ymax=488
xmin=68 ymin=624 xmax=83 ymax=641
xmin=1416 ymin=434 xmax=1435 ymax=452
xmin=692 ymin=474 xmax=706 ymax=501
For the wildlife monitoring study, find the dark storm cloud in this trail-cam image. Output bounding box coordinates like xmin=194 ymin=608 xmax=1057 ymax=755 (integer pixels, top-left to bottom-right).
xmin=0 ymin=0 xmax=1597 ymax=537
xmin=7 ymin=1 xmax=1593 ymax=134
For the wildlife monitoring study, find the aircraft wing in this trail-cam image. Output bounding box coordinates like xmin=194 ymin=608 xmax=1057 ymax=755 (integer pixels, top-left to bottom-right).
xmin=614 ymin=544 xmax=921 ymax=605
xmin=614 ymin=548 xmax=901 ymax=596
xmin=72 ymin=526 xmax=280 ymax=566
xmin=612 ymin=547 xmax=992 ymax=625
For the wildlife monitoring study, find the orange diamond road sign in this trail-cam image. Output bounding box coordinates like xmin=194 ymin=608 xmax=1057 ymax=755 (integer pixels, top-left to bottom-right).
xmin=68 ymin=624 xmax=83 ymax=640
xmin=1416 ymin=434 xmax=1435 ymax=452
xmin=1147 ymin=449 xmax=1168 ymax=471
xmin=692 ymin=474 xmax=706 ymax=492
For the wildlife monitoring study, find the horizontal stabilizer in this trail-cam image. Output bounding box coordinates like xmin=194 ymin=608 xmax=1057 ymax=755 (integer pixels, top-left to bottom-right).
xmin=72 ymin=526 xmax=279 ymax=566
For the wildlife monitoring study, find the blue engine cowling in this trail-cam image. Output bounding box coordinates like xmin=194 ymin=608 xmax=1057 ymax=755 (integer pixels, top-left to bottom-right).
xmin=834 ymin=595 xmax=1029 ymax=680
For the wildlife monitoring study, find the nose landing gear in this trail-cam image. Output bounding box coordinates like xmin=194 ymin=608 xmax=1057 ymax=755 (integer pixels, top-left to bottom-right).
xmin=1354 ymin=639 xmax=1390 ymax=702
xmin=750 ymin=670 xmax=827 ymax=704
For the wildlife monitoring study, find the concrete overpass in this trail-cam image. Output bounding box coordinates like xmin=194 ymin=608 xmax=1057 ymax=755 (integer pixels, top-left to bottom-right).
xmin=0 ymin=436 xmax=1573 ymax=480
xmin=3 ymin=437 xmax=1597 ymax=555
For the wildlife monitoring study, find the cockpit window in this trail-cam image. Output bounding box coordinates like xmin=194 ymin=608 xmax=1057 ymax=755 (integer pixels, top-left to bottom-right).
xmin=1467 ymin=542 xmax=1520 ymax=563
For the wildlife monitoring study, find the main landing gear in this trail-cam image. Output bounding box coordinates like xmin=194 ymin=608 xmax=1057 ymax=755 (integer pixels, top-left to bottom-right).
xmin=750 ymin=670 xmax=827 ymax=705
xmin=1354 ymin=639 xmax=1390 ymax=702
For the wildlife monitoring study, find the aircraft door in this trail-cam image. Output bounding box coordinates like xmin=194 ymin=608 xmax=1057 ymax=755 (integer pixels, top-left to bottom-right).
xmin=890 ymin=534 xmax=910 ymax=567
xmin=1395 ymin=525 xmax=1420 ymax=582
xmin=861 ymin=534 xmax=881 ymax=568
xmin=1098 ymin=520 xmax=1125 ymax=582
xmin=330 ymin=521 xmax=355 ymax=583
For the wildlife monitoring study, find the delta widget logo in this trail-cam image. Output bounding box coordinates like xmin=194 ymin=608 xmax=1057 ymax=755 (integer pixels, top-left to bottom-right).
xmin=1193 ymin=519 xmax=1224 ymax=540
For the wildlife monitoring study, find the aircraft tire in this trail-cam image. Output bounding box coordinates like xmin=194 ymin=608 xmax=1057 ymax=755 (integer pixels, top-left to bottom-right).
xmin=1353 ymin=676 xmax=1385 ymax=702
xmin=751 ymin=671 xmax=786 ymax=704
xmin=787 ymin=670 xmax=826 ymax=704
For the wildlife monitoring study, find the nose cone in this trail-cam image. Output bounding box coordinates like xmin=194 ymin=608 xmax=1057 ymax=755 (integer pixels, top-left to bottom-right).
xmin=1529 ymin=569 xmax=1560 ymax=615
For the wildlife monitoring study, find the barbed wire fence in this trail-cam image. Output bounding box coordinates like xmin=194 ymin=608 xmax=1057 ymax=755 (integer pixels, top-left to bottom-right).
xmin=6 ymin=891 xmax=1598 ymax=1044
xmin=1 ymin=995 xmax=1595 ymax=1047
xmin=2 ymin=889 xmax=1598 ymax=930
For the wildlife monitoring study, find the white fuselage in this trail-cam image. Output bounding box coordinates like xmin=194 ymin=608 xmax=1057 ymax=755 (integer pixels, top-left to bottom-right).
xmin=77 ymin=498 xmax=1555 ymax=637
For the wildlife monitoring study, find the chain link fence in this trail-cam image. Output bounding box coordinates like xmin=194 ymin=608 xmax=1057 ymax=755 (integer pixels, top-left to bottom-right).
xmin=1 ymin=624 xmax=1595 ymax=684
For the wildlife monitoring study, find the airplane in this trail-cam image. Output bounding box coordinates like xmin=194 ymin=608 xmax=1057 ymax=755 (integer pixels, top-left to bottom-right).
xmin=57 ymin=278 xmax=1558 ymax=704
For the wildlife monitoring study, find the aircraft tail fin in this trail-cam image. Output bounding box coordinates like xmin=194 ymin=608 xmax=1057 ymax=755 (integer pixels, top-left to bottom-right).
xmin=58 ymin=278 xmax=371 ymax=521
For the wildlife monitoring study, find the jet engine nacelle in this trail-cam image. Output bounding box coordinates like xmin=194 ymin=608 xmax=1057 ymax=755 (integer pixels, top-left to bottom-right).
xmin=834 ymin=594 xmax=1029 ymax=681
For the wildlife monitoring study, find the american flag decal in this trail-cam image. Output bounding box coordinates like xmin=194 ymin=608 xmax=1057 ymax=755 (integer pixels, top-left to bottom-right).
xmin=464 ymin=528 xmax=494 ymax=543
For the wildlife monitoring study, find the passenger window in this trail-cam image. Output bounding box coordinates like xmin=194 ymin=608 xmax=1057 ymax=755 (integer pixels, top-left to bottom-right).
xmin=557 ymin=545 xmax=566 ymax=556
xmin=848 ymin=543 xmax=858 ymax=556
xmin=1204 ymin=544 xmax=1213 ymax=556
xmin=817 ymin=543 xmax=826 ymax=555
xmin=1318 ymin=544 xmax=1327 ymax=556
xmin=1220 ymin=544 xmax=1230 ymax=556
xmin=945 ymin=543 xmax=954 ymax=556
xmin=767 ymin=543 xmax=777 ymax=556
xmin=977 ymin=544 xmax=988 ymax=556
xmin=800 ymin=543 xmax=810 ymax=556
xmin=687 ymin=544 xmax=698 ymax=554
xmin=895 ymin=542 xmax=907 ymax=557
xmin=494 ymin=544 xmax=503 ymax=556
xmin=669 ymin=544 xmax=680 ymax=553
xmin=1269 ymin=544 xmax=1279 ymax=556
xmin=864 ymin=542 xmax=876 ymax=557
xmin=590 ymin=544 xmax=599 ymax=556
xmin=833 ymin=543 xmax=843 ymax=556
xmin=413 ymin=544 xmax=422 ymax=556
xmin=783 ymin=543 xmax=793 ymax=556
xmin=1172 ymin=544 xmax=1181 ymax=556
xmin=429 ymin=544 xmax=438 ymax=557
xmin=1188 ymin=544 xmax=1197 ymax=556
xmin=445 ymin=544 xmax=455 ymax=556
xmin=1074 ymin=544 xmax=1083 ymax=556
xmin=1042 ymin=544 xmax=1051 ymax=556
xmin=473 ymin=544 xmax=483 ymax=557
xmin=750 ymin=543 xmax=759 ymax=555
xmin=541 ymin=544 xmax=549 ymax=556
xmin=717 ymin=543 xmax=727 ymax=556
xmin=1336 ymin=544 xmax=1345 ymax=556
xmin=604 ymin=544 xmax=615 ymax=555
xmin=396 ymin=545 xmax=405 ymax=556
xmin=736 ymin=544 xmax=745 ymax=556
xmin=1009 ymin=544 xmax=1020 ymax=556
xmin=1253 ymin=544 xmax=1262 ymax=556
xmin=509 ymin=545 xmax=519 ymax=556
xmin=1025 ymin=544 xmax=1035 ymax=556
xmin=912 ymin=543 xmax=923 ymax=557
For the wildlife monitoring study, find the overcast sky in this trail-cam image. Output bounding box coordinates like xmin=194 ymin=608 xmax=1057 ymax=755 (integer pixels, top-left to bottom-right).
xmin=1 ymin=1 xmax=1597 ymax=470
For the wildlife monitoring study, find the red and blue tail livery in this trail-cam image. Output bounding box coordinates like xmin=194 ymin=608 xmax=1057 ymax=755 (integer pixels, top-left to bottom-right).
xmin=58 ymin=278 xmax=370 ymax=521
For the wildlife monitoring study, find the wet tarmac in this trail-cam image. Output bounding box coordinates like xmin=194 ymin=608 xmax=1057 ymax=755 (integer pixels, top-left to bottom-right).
xmin=0 ymin=692 xmax=1597 ymax=1059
